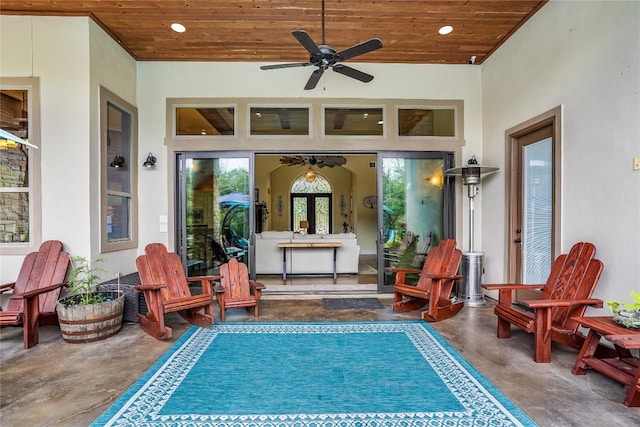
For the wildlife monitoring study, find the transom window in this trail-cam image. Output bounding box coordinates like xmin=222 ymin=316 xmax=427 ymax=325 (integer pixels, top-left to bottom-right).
xmin=175 ymin=106 xmax=235 ymax=136
xmin=397 ymin=107 xmax=455 ymax=137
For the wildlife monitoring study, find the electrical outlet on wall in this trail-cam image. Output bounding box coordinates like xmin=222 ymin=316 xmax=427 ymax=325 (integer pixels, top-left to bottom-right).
xmin=634 ymin=156 xmax=640 ymax=171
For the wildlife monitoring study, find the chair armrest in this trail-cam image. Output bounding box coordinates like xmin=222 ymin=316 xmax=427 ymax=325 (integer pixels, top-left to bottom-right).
xmin=521 ymin=298 xmax=603 ymax=309
xmin=15 ymin=282 xmax=67 ymax=299
xmin=213 ymin=283 xmax=225 ymax=293
xmin=421 ymin=273 xmax=463 ymax=281
xmin=187 ymin=275 xmax=219 ymax=295
xmin=134 ymin=284 xmax=167 ymax=292
xmin=249 ymin=280 xmax=266 ymax=290
xmin=0 ymin=282 xmax=16 ymax=293
xmin=482 ymin=283 xmax=545 ymax=291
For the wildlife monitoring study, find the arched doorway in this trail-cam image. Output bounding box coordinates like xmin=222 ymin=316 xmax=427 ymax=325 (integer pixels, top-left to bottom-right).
xmin=290 ymin=173 xmax=332 ymax=234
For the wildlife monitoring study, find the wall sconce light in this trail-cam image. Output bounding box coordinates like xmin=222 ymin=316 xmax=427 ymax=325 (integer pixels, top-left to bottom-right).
xmin=143 ymin=152 xmax=157 ymax=168
xmin=110 ymin=153 xmax=126 ymax=168
xmin=426 ymin=170 xmax=444 ymax=188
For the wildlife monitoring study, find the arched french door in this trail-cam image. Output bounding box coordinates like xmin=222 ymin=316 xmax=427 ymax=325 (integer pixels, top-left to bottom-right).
xmin=290 ymin=173 xmax=332 ymax=234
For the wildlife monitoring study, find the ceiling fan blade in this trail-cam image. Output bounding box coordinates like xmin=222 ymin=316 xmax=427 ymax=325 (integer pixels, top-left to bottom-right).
xmin=304 ymin=68 xmax=324 ymax=90
xmin=332 ymin=64 xmax=374 ymax=83
xmin=337 ymin=38 xmax=383 ymax=61
xmin=260 ymin=62 xmax=312 ymax=70
xmin=292 ymin=30 xmax=321 ymax=55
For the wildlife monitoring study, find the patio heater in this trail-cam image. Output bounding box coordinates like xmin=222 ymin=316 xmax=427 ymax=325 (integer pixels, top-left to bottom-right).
xmin=445 ymin=156 xmax=499 ymax=306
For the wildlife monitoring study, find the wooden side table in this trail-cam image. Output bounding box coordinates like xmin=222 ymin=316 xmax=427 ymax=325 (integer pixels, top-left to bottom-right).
xmin=572 ymin=316 xmax=640 ymax=407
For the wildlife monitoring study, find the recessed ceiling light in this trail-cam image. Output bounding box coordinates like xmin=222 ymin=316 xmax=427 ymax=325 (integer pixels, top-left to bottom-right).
xmin=171 ymin=23 xmax=186 ymax=33
xmin=439 ymin=25 xmax=453 ymax=35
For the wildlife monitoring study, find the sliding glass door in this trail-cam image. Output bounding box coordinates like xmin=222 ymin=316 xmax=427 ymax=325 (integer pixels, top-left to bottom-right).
xmin=176 ymin=152 xmax=253 ymax=277
xmin=377 ymin=152 xmax=455 ymax=292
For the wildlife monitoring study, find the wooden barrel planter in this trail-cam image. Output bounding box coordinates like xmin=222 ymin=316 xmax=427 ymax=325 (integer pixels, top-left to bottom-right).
xmin=56 ymin=291 xmax=125 ymax=343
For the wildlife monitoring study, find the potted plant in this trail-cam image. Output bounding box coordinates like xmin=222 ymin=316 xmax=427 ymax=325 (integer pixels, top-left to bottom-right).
xmin=607 ymin=290 xmax=640 ymax=330
xmin=56 ymin=256 xmax=125 ymax=343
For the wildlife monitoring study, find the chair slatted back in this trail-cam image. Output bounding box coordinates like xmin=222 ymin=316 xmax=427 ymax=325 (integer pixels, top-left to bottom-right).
xmin=414 ymin=239 xmax=462 ymax=291
xmin=136 ymin=243 xmax=192 ymax=302
xmin=219 ymin=258 xmax=252 ymax=301
xmin=7 ymin=240 xmax=69 ymax=314
xmin=540 ymin=242 xmax=603 ymax=330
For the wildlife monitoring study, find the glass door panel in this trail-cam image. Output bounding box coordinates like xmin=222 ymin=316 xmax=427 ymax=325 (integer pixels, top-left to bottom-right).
xmin=378 ymin=153 xmax=455 ymax=292
xmin=177 ymin=153 xmax=251 ymax=277
xmin=522 ymin=137 xmax=553 ymax=283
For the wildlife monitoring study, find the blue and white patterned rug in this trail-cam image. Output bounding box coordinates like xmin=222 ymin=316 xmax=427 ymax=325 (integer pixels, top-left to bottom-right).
xmin=92 ymin=322 xmax=537 ymax=426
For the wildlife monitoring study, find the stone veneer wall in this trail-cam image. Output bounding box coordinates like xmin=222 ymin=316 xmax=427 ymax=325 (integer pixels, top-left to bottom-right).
xmin=0 ymin=145 xmax=29 ymax=242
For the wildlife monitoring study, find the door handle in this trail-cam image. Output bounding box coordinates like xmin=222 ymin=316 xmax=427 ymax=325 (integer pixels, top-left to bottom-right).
xmin=514 ymin=238 xmax=522 ymax=243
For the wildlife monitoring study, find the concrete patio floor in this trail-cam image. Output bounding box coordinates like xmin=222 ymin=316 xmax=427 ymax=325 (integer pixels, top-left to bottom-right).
xmin=0 ymin=296 xmax=637 ymax=426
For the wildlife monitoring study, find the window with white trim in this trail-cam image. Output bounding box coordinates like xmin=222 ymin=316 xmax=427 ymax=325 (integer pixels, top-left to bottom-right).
xmin=101 ymin=86 xmax=138 ymax=252
xmin=0 ymin=78 xmax=41 ymax=254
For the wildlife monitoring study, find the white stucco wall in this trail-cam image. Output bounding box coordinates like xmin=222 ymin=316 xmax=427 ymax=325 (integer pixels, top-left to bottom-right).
xmin=1 ymin=16 xmax=91 ymax=280
xmin=481 ymin=0 xmax=640 ymax=306
xmin=3 ymin=1 xmax=637 ymax=309
xmin=136 ymin=62 xmax=483 ymax=251
xmin=0 ymin=16 xmax=136 ymax=282
xmin=88 ymin=20 xmax=138 ymax=276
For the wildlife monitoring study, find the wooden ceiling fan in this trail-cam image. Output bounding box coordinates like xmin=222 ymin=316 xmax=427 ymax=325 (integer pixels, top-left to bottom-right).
xmin=280 ymin=155 xmax=346 ymax=168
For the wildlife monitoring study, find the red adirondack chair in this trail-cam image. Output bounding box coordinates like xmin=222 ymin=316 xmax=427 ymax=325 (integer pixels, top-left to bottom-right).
xmin=214 ymin=258 xmax=265 ymax=321
xmin=135 ymin=243 xmax=219 ymax=339
xmin=482 ymin=241 xmax=604 ymax=363
xmin=390 ymin=238 xmax=463 ymax=322
xmin=0 ymin=240 xmax=70 ymax=348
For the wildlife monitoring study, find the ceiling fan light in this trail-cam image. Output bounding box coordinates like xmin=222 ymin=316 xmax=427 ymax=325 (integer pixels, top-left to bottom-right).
xmin=305 ymin=168 xmax=317 ymax=182
xmin=439 ymin=25 xmax=453 ymax=35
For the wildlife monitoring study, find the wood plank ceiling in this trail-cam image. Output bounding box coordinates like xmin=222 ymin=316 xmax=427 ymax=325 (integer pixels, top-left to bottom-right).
xmin=1 ymin=1 xmax=547 ymax=65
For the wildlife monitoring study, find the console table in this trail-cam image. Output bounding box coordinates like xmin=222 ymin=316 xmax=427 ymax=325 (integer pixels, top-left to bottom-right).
xmin=277 ymin=242 xmax=342 ymax=279
xmin=571 ymin=316 xmax=640 ymax=407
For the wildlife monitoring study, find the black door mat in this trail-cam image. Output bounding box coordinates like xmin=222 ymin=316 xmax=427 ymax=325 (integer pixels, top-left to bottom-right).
xmin=322 ymin=298 xmax=386 ymax=310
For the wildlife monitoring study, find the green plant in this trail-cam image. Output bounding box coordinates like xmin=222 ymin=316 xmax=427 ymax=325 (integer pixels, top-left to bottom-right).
xmin=607 ymin=290 xmax=640 ymax=313
xmin=64 ymin=256 xmax=108 ymax=306
xmin=607 ymin=290 xmax=640 ymax=329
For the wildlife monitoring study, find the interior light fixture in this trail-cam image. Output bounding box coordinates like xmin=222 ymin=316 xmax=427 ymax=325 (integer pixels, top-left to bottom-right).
xmin=110 ymin=153 xmax=126 ymax=168
xmin=439 ymin=25 xmax=453 ymax=35
xmin=299 ymin=220 xmax=309 ymax=235
xmin=143 ymin=152 xmax=157 ymax=168
xmin=171 ymin=23 xmax=186 ymax=33
xmin=304 ymin=168 xmax=316 ymax=182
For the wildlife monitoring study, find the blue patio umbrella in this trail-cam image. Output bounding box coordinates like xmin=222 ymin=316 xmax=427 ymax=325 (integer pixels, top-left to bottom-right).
xmin=219 ymin=192 xmax=249 ymax=204
xmin=0 ymin=128 xmax=38 ymax=148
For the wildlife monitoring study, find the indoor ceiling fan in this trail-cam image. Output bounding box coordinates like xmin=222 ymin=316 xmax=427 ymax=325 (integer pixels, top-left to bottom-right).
xmin=260 ymin=0 xmax=383 ymax=90
xmin=280 ymin=155 xmax=347 ymax=168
